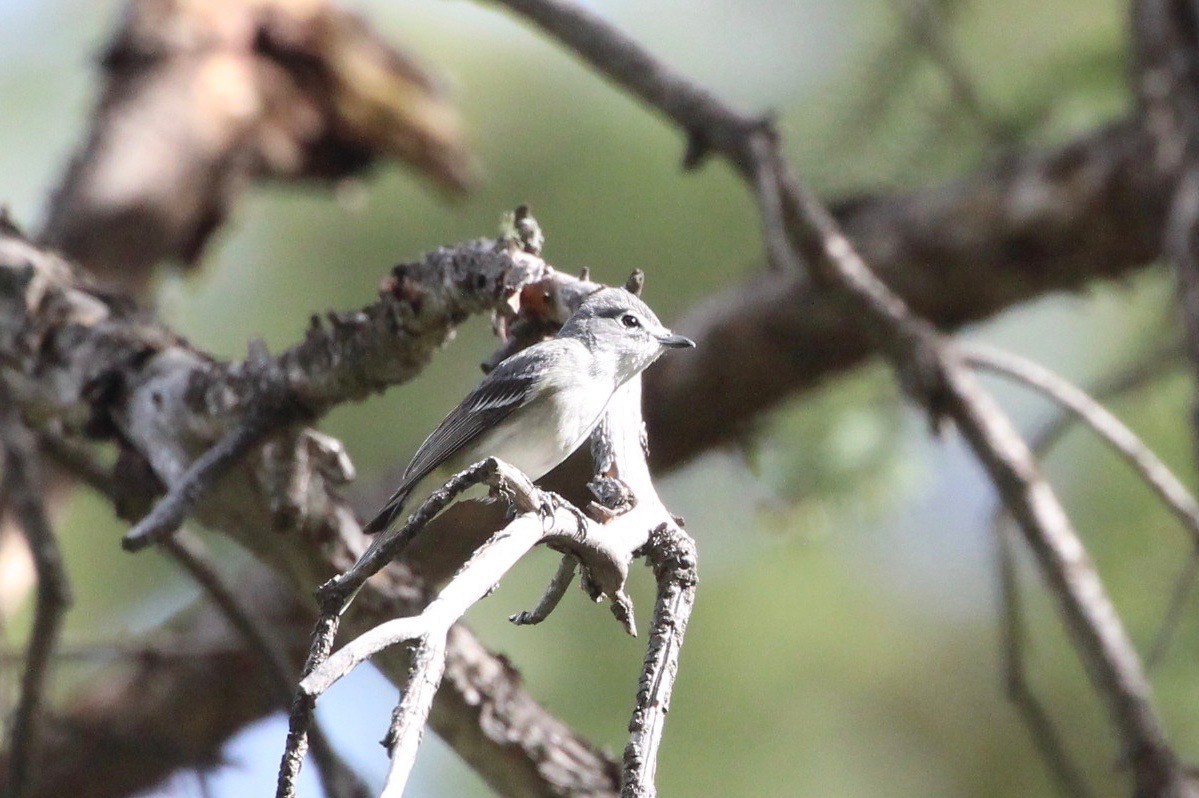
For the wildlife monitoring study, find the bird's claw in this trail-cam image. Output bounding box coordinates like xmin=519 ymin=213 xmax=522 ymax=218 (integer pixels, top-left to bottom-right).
xmin=536 ymin=494 xmax=555 ymax=531
xmin=535 ymin=491 xmax=590 ymax=536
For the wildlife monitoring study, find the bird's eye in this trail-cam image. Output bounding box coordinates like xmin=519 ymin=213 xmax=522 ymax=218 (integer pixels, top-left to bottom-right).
xmin=620 ymin=314 xmax=641 ymax=329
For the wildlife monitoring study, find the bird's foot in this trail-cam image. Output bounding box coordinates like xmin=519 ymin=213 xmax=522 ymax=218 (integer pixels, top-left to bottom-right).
xmin=536 ymin=491 xmax=590 ymax=537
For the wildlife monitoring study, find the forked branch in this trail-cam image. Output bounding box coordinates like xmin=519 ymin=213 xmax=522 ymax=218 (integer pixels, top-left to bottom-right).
xmin=485 ymin=0 xmax=1193 ymax=791
xmin=278 ymin=362 xmax=695 ymax=798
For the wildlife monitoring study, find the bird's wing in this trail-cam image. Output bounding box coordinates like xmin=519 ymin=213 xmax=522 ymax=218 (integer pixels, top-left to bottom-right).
xmin=362 ymin=353 xmax=544 ymax=534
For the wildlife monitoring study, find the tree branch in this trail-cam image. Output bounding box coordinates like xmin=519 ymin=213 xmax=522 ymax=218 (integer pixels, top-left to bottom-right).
xmin=285 ymin=364 xmax=695 ymax=797
xmin=643 ymin=118 xmax=1168 ymax=470
xmin=962 ymin=344 xmax=1199 ymax=548
xmin=38 ymin=0 xmax=475 ymax=294
xmin=0 ymin=407 xmax=72 ymax=798
xmin=0 ymin=223 xmax=621 ymax=798
xmin=484 ymin=0 xmax=1193 ymax=791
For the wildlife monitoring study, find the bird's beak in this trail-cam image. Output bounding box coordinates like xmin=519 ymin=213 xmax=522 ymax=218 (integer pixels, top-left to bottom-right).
xmin=657 ymin=331 xmax=696 ymax=349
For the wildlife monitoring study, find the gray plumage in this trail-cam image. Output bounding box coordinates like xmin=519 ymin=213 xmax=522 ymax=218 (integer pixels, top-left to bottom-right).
xmin=363 ymin=287 xmax=694 ymax=536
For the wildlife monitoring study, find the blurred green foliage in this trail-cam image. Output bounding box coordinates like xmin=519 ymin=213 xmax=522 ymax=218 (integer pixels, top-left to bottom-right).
xmin=1 ymin=0 xmax=1196 ymax=796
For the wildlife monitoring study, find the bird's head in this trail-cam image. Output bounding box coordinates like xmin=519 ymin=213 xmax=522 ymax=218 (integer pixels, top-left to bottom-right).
xmin=559 ymin=287 xmax=695 ymax=382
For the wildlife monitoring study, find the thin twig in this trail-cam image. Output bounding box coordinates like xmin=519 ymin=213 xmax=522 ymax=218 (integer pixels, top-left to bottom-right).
xmin=277 ymin=458 xmax=546 ymax=798
xmin=1025 ymin=341 xmax=1184 ymax=458
xmin=162 ymin=531 xmax=370 ymax=798
xmin=967 ymin=343 xmax=1199 ymax=676
xmin=290 ymin=368 xmax=694 ymax=798
xmin=329 ymin=458 xmax=542 ymax=600
xmin=373 ymin=516 xmax=561 ymax=797
xmin=962 ymin=344 xmax=1199 ymax=547
xmin=276 ymin=610 xmax=343 ymax=798
xmin=123 ymin=413 xmax=283 ymax=552
xmin=510 ymin=554 xmax=578 ymax=625
xmin=298 ymin=470 xmax=601 ymax=798
xmin=996 ymin=522 xmax=1094 ymax=798
xmin=1146 ymin=553 xmax=1199 ymax=671
xmin=980 ymin=342 xmax=1193 ymax=674
xmin=887 ymin=0 xmax=1010 ymax=143
xmin=380 ymin=635 xmax=447 ymax=798
xmin=1 ymin=411 xmax=72 ymax=798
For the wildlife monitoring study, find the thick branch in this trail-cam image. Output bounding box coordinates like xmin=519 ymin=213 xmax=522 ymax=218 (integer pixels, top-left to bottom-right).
xmin=644 ymin=119 xmax=1168 ymax=469
xmin=0 ymin=224 xmax=619 ymax=797
xmin=39 ymin=0 xmax=474 ymax=293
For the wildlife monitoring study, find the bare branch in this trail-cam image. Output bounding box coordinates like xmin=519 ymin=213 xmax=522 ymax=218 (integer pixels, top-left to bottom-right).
xmin=644 ymin=117 xmax=1166 ymax=470
xmin=484 ymin=0 xmax=1191 ymax=790
xmin=288 ymin=457 xmax=660 ymax=797
xmin=976 ymin=340 xmax=1197 ymax=676
xmin=1025 ymin=341 xmax=1184 ymax=458
xmin=0 ymin=409 xmax=72 ymax=798
xmin=161 ymin=531 xmax=369 ymax=798
xmin=275 ymin=458 xmax=548 ymax=798
xmin=962 ymin=344 xmax=1199 ymax=548
xmin=996 ymin=524 xmax=1093 ymax=798
xmin=123 ymin=413 xmax=285 ymax=551
xmin=978 ymin=340 xmax=1194 ymax=781
xmin=0 ymin=222 xmax=621 ymax=798
xmin=624 ymin=524 xmax=696 ymax=798
xmin=510 ymin=554 xmax=578 ymax=626
xmin=276 ymin=611 xmax=344 ymax=798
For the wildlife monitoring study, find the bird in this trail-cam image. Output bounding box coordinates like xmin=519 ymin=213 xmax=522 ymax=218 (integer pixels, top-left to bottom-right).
xmin=362 ymin=286 xmax=695 ymax=537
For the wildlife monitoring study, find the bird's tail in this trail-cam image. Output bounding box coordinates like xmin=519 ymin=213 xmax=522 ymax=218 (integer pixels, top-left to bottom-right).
xmin=362 ymin=487 xmax=412 ymax=535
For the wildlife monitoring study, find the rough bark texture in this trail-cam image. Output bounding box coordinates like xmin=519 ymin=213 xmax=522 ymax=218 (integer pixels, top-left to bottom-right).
xmin=0 ymin=225 xmax=619 ymax=798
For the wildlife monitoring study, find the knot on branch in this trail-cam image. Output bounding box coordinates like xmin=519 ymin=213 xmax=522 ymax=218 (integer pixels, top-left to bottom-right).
xmin=587 ymin=474 xmax=636 ymax=520
xmin=644 ymin=523 xmax=698 ymax=588
xmin=893 ymin=321 xmax=955 ymax=432
xmin=500 ymin=204 xmax=545 ymax=256
xmin=682 ymin=112 xmax=776 ymax=172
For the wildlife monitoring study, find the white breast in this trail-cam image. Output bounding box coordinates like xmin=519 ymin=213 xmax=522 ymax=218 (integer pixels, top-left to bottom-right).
xmin=466 ymin=378 xmax=612 ymax=481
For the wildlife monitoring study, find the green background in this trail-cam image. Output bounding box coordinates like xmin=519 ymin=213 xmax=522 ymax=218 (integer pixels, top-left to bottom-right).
xmin=1 ymin=0 xmax=1193 ymax=795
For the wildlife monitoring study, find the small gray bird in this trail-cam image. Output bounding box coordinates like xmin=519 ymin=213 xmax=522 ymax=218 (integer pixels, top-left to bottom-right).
xmin=363 ymin=287 xmax=694 ymax=536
